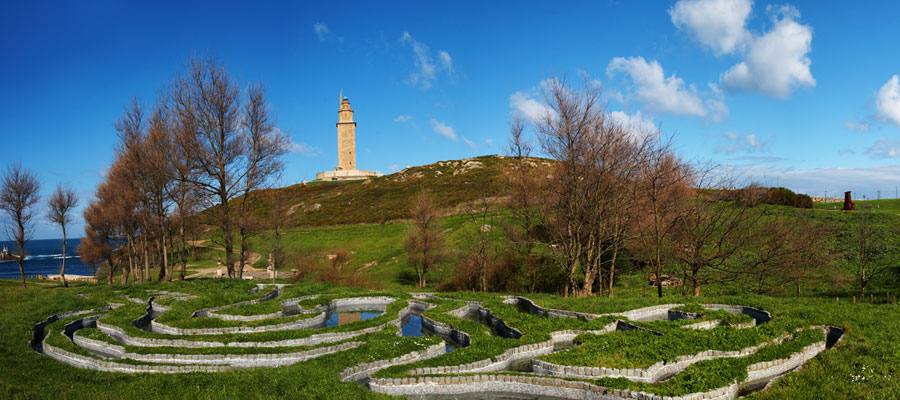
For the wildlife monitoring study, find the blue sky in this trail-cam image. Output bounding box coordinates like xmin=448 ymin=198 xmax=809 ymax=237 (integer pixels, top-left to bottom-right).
xmin=2 ymin=0 xmax=900 ymax=239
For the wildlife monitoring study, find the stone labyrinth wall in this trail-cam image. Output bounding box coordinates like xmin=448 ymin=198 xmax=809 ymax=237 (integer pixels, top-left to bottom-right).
xmin=32 ymin=285 xmax=844 ymax=399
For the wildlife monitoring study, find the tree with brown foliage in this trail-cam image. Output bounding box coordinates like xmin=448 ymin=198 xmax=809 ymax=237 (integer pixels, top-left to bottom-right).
xmin=47 ymin=185 xmax=78 ymax=287
xmin=406 ymin=191 xmax=445 ymax=288
xmin=0 ymin=164 xmax=41 ymax=287
xmin=633 ymin=140 xmax=693 ymax=298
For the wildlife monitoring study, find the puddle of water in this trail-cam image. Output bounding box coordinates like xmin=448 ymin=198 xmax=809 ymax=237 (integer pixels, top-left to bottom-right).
xmin=401 ymin=314 xmax=459 ymax=352
xmin=323 ymin=311 xmax=383 ymax=327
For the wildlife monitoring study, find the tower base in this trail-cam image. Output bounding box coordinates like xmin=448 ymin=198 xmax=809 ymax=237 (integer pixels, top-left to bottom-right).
xmin=315 ymin=169 xmax=382 ymax=182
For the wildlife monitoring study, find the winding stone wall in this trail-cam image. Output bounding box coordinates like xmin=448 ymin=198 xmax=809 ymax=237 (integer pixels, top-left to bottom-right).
xmin=73 ymin=331 xmax=362 ymax=367
xmin=340 ymin=343 xmax=446 ymax=382
xmin=369 ymin=374 xmax=740 ymax=400
xmin=532 ymin=333 xmax=792 ymax=383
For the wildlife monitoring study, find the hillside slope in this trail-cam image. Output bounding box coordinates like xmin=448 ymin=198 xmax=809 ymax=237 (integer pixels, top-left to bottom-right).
xmin=244 ymin=155 xmax=552 ymax=227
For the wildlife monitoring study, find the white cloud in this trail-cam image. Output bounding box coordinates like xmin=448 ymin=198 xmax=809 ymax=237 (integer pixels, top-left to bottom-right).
xmin=462 ymin=137 xmax=477 ymax=149
xmin=289 ymin=138 xmax=320 ymax=157
xmin=313 ymin=22 xmax=330 ymax=42
xmin=438 ymin=50 xmax=454 ymax=75
xmin=509 ymin=91 xmax=556 ymax=124
xmin=608 ymin=111 xmax=659 ymax=140
xmin=721 ymin=6 xmax=815 ymax=98
xmin=727 ymin=163 xmax=900 ymax=196
xmin=844 ymin=121 xmax=871 ymax=132
xmin=716 ymin=132 xmax=766 ymax=154
xmin=399 ymin=32 xmax=454 ymax=90
xmin=394 ymin=115 xmax=414 ymax=123
xmin=670 ymin=0 xmax=752 ymax=55
xmin=430 ymin=118 xmax=458 ymax=141
xmin=607 ymin=56 xmax=726 ymax=120
xmin=876 ymin=75 xmax=900 ymax=126
xmin=866 ymin=138 xmax=900 ymax=159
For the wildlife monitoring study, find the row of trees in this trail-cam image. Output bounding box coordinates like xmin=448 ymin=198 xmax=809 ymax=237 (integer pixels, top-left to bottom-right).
xmin=408 ymin=80 xmax=885 ymax=297
xmin=78 ymin=58 xmax=288 ymax=284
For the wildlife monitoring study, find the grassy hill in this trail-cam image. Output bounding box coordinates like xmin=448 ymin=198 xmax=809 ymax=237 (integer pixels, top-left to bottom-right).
xmin=241 ymin=155 xmax=552 ymax=227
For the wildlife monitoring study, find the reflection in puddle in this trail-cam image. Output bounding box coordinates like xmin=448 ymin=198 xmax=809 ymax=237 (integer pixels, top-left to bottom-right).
xmin=401 ymin=313 xmax=458 ymax=352
xmin=323 ymin=311 xmax=383 ymax=327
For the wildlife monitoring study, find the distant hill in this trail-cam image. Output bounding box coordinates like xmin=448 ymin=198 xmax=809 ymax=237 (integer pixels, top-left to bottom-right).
xmin=242 ymin=155 xmax=553 ymax=228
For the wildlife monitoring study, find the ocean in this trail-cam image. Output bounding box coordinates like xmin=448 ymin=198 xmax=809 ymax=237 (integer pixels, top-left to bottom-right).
xmin=0 ymin=238 xmax=94 ymax=279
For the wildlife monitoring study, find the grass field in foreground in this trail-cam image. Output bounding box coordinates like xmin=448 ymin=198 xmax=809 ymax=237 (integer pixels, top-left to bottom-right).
xmin=1 ymin=279 xmax=898 ymax=399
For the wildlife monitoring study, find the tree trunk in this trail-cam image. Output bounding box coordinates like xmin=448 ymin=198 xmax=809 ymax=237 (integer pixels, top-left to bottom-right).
xmin=179 ymin=224 xmax=187 ymax=280
xmin=239 ymin=226 xmax=247 ymax=279
xmin=608 ymin=246 xmax=618 ymax=297
xmin=59 ymin=224 xmax=68 ymax=287
xmin=143 ymin=240 xmax=150 ymax=282
xmin=691 ymin=267 xmax=701 ymax=297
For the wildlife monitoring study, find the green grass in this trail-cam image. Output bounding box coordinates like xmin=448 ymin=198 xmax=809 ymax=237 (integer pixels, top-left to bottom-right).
xmin=2 ymin=277 xmax=899 ymax=399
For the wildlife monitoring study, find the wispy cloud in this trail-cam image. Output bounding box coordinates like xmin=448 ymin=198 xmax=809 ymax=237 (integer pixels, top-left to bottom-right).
xmin=844 ymin=120 xmax=871 ymax=132
xmin=865 ymin=138 xmax=900 ymax=159
xmin=430 ymin=118 xmax=458 ymax=141
xmin=289 ymin=137 xmax=320 ymax=157
xmin=715 ymin=132 xmax=766 ymax=154
xmin=399 ymin=32 xmax=454 ymax=90
xmin=394 ymin=115 xmax=414 ymax=123
xmin=313 ymin=22 xmax=330 ymax=42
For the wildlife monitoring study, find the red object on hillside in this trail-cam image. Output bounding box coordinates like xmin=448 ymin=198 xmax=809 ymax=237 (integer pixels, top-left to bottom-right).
xmin=843 ymin=191 xmax=855 ymax=211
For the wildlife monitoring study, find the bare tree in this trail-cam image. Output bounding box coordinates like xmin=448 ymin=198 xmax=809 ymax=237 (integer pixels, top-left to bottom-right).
xmin=170 ymin=58 xmax=287 ymax=278
xmin=0 ymin=164 xmax=41 ymax=287
xmin=535 ymin=79 xmax=604 ymax=297
xmin=48 ymin=185 xmax=79 ymax=287
xmin=406 ymin=191 xmax=445 ymax=288
xmin=504 ymin=117 xmax=544 ymax=292
xmin=633 ymin=140 xmax=693 ymax=298
xmin=672 ymin=173 xmax=759 ymax=297
xmin=236 ymin=84 xmax=289 ymax=278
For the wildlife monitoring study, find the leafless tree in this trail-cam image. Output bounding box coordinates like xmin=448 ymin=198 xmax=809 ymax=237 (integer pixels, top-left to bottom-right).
xmin=236 ymin=84 xmax=289 ymax=278
xmin=504 ymin=117 xmax=544 ymax=292
xmin=633 ymin=139 xmax=693 ymax=298
xmin=0 ymin=164 xmax=41 ymax=287
xmin=47 ymin=185 xmax=78 ymax=287
xmin=671 ymin=172 xmax=761 ymax=297
xmin=170 ymin=58 xmax=288 ymax=278
xmin=535 ymin=79 xmax=604 ymax=297
xmin=406 ymin=191 xmax=445 ymax=288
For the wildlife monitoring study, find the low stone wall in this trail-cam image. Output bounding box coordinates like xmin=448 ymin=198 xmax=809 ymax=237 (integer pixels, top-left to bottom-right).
xmin=341 ymin=343 xmax=446 ymax=382
xmin=603 ymin=304 xmax=684 ymax=322
xmin=744 ymin=341 xmax=826 ymax=389
xmin=369 ymin=374 xmax=740 ymax=400
xmin=533 ymin=333 xmax=792 ymax=383
xmin=704 ymin=304 xmax=772 ymax=325
xmin=684 ymin=320 xmax=722 ymax=330
xmin=512 ymin=296 xmax=600 ymax=321
xmin=151 ymin=312 xmax=327 ymax=335
xmin=73 ymin=330 xmax=362 ymax=367
xmin=43 ymin=339 xmax=230 ymax=374
xmin=453 ymin=303 xmax=523 ymax=339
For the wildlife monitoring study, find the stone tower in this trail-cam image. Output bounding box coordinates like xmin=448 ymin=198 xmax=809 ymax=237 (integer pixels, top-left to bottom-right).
xmin=315 ymin=91 xmax=381 ymax=182
xmin=336 ymin=93 xmax=356 ymax=171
